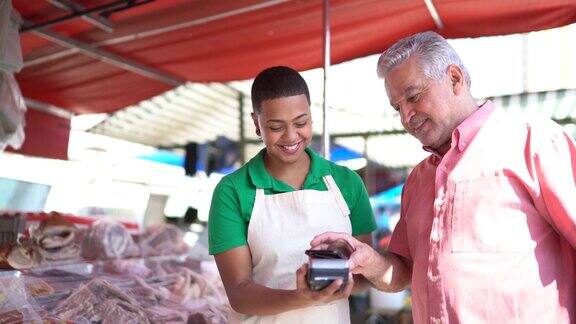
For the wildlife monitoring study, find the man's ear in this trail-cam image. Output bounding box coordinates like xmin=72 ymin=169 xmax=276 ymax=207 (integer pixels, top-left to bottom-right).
xmin=447 ymin=64 xmax=464 ymax=95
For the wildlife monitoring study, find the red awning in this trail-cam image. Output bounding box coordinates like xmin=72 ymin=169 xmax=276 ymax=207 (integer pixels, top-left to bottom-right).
xmin=6 ymin=108 xmax=71 ymax=160
xmin=14 ymin=0 xmax=576 ymax=115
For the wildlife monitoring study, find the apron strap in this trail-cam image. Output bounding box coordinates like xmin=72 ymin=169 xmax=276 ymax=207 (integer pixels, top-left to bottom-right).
xmin=252 ymin=188 xmax=266 ymax=216
xmin=322 ymin=175 xmax=350 ymax=217
xmin=255 ymin=188 xmax=265 ymax=198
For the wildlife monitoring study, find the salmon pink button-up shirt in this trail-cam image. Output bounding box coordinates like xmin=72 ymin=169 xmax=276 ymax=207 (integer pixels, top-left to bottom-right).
xmin=389 ymin=101 xmax=576 ymax=323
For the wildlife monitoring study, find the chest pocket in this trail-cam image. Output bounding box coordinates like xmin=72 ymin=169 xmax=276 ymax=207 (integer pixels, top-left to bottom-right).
xmin=449 ymin=175 xmax=544 ymax=254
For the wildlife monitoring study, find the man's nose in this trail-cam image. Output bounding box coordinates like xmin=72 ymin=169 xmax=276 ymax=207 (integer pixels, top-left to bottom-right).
xmin=399 ymin=105 xmax=414 ymax=126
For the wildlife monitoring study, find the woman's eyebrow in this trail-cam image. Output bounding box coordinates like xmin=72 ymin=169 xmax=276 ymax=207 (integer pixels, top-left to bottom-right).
xmin=266 ymin=119 xmax=285 ymax=124
xmin=266 ymin=113 xmax=308 ymax=124
xmin=292 ymin=113 xmax=308 ymax=121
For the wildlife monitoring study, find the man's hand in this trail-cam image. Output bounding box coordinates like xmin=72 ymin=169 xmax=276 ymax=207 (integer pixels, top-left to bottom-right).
xmin=310 ymin=232 xmax=381 ymax=280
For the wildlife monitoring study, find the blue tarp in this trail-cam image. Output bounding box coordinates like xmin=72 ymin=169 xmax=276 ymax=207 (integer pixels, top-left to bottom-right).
xmin=139 ymin=144 xmax=363 ymax=175
xmin=370 ymin=183 xmax=403 ymax=208
xmin=138 ymin=150 xmax=184 ymax=167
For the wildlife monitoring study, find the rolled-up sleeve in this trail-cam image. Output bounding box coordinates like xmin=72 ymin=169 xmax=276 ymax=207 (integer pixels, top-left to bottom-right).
xmin=388 ymin=185 xmax=412 ymax=260
xmin=533 ymin=123 xmax=576 ymax=248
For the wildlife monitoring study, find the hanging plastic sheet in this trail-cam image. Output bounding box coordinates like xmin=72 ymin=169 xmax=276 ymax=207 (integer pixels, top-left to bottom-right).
xmin=0 ymin=0 xmax=22 ymax=73
xmin=0 ymin=71 xmax=26 ymax=151
xmin=0 ymin=1 xmax=26 ymax=152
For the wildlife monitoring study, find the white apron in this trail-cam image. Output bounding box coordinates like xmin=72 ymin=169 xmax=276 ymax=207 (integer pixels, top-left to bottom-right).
xmin=239 ymin=175 xmax=353 ymax=324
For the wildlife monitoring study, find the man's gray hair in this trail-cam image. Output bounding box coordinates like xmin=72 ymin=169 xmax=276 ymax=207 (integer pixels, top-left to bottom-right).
xmin=377 ymin=31 xmax=471 ymax=88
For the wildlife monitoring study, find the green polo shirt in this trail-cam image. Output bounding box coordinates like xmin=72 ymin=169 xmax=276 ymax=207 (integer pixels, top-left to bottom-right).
xmin=208 ymin=147 xmax=376 ymax=255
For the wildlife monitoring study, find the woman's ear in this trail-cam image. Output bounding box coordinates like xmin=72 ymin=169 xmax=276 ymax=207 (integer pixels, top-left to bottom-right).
xmin=251 ymin=112 xmax=260 ymax=136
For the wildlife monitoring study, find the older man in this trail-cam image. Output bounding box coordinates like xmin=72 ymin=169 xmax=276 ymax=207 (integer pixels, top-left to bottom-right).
xmin=312 ymin=31 xmax=576 ymax=323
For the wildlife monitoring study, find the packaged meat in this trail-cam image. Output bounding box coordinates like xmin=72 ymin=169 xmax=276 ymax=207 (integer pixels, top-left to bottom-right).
xmin=81 ymin=220 xmax=135 ymax=260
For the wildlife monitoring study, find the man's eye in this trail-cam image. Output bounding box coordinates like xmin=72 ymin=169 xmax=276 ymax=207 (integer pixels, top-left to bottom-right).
xmin=407 ymin=93 xmax=421 ymax=103
xmin=392 ymin=105 xmax=400 ymax=112
xmin=269 ymin=127 xmax=282 ymax=132
xmin=295 ymin=122 xmax=307 ymax=128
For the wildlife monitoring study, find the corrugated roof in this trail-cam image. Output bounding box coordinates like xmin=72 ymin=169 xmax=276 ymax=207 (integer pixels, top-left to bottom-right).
xmin=89 ymin=84 xmax=576 ymax=168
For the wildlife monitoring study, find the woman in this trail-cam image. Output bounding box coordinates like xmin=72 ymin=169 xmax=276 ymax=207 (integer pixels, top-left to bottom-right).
xmin=208 ymin=66 xmax=376 ymax=323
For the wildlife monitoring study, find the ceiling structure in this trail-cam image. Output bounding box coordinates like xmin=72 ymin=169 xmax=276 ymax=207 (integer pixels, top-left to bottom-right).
xmin=87 ymin=83 xmax=576 ymax=168
xmin=9 ymin=0 xmax=576 ymax=162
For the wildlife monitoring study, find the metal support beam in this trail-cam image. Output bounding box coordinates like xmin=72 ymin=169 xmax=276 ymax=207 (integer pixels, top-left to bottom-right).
xmin=30 ymin=27 xmax=185 ymax=86
xmin=321 ymin=0 xmax=331 ymax=160
xmin=363 ymin=135 xmax=373 ymax=193
xmin=423 ymin=0 xmax=444 ymax=29
xmin=331 ymin=129 xmax=406 ymax=138
xmin=238 ymin=92 xmax=246 ymax=164
xmin=25 ymin=98 xmax=74 ymax=119
xmin=25 ymin=0 xmax=290 ymax=68
xmin=45 ymin=0 xmax=115 ymax=33
xmin=242 ymin=129 xmax=408 ymax=145
xmin=21 ymin=0 xmax=146 ymax=33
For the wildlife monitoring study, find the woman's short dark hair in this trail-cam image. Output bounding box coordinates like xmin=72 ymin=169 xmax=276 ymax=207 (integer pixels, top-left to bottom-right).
xmin=251 ymin=66 xmax=311 ymax=114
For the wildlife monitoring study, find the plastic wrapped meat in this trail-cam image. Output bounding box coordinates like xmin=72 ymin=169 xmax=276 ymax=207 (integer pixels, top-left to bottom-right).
xmin=0 ymin=309 xmax=24 ymax=323
xmin=53 ymin=278 xmax=149 ymax=323
xmin=135 ymin=224 xmax=190 ymax=257
xmin=81 ymin=220 xmax=135 ymax=260
xmin=29 ymin=269 xmax=92 ymax=312
xmin=0 ymin=243 xmax=40 ymax=270
xmin=0 ymin=276 xmax=43 ymax=323
xmin=127 ymin=277 xmax=189 ymax=322
xmin=169 ymin=269 xmax=230 ymax=324
xmin=146 ymin=257 xmax=202 ymax=278
xmin=187 ymin=313 xmax=210 ymax=324
xmin=103 ymin=259 xmax=152 ymax=278
xmin=24 ymin=278 xmax=55 ymax=297
xmin=31 ymin=214 xmax=81 ymax=262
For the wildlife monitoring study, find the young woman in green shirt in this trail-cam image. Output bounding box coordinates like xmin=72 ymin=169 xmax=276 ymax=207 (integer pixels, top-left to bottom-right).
xmin=208 ymin=66 xmax=376 ymax=323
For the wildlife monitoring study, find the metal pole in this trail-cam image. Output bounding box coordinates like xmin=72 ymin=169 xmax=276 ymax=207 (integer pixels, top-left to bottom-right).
xmin=322 ymin=0 xmax=331 ymax=160
xmin=21 ymin=0 xmax=152 ymax=33
xmin=522 ymin=34 xmax=529 ymax=92
xmin=25 ymin=0 xmax=291 ymax=68
xmin=31 ymin=28 xmax=185 ymax=86
xmin=239 ymin=92 xmax=246 ymax=164
xmin=363 ymin=135 xmax=372 ymax=194
xmin=45 ymin=0 xmax=115 ymax=32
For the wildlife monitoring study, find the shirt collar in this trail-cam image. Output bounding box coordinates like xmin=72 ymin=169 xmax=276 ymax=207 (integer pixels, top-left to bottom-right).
xmin=303 ymin=147 xmax=331 ymax=187
xmin=247 ymin=147 xmax=330 ymax=191
xmin=453 ymin=100 xmax=494 ymax=152
xmin=247 ymin=148 xmax=272 ymax=189
xmin=422 ymin=100 xmax=495 ymax=159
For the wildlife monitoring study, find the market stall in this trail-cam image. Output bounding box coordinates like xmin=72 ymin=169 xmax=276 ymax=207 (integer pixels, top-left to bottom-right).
xmin=0 ymin=212 xmax=229 ymax=323
xmin=2 ymin=1 xmax=576 ymax=323
xmin=9 ymin=0 xmax=576 ymax=159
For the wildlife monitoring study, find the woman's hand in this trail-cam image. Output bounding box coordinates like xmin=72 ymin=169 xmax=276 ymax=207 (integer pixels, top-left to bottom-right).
xmin=292 ymin=263 xmax=354 ymax=307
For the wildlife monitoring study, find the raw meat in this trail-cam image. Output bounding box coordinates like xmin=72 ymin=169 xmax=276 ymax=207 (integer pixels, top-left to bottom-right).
xmin=53 ymin=278 xmax=149 ymax=323
xmin=81 ymin=221 xmax=135 ymax=260
xmin=31 ymin=214 xmax=80 ymax=262
xmin=135 ymin=224 xmax=190 ymax=257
